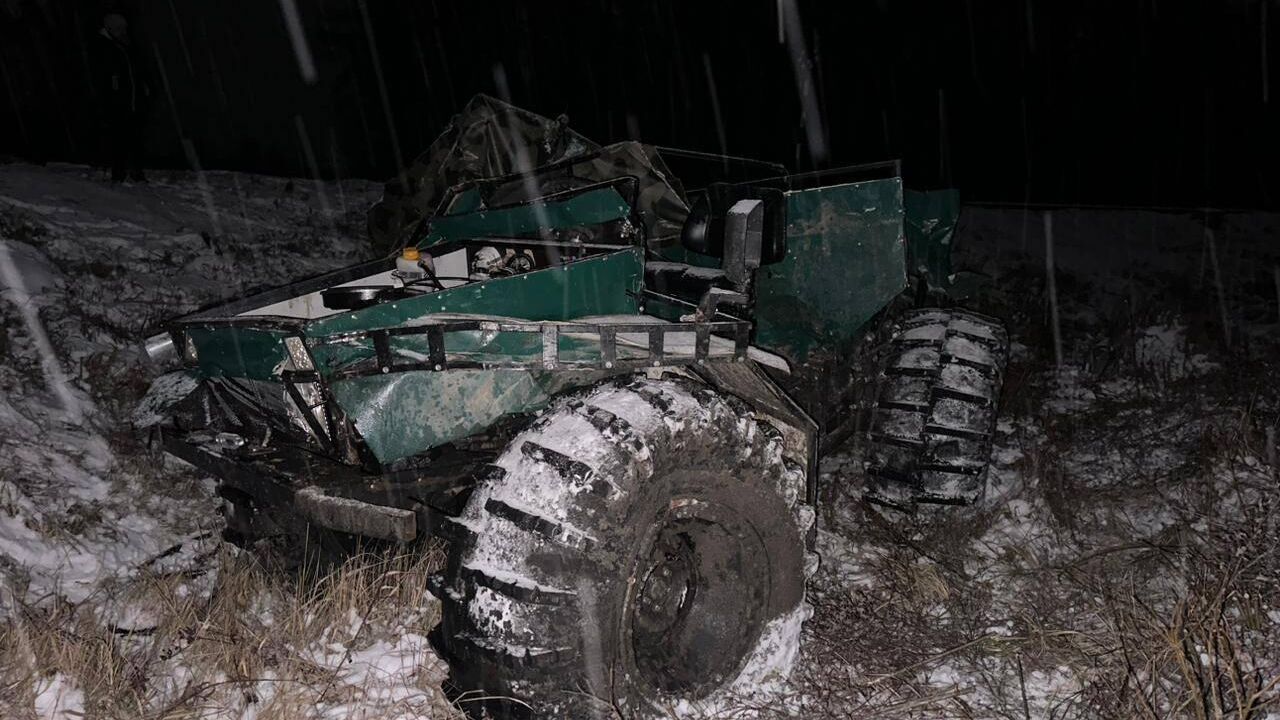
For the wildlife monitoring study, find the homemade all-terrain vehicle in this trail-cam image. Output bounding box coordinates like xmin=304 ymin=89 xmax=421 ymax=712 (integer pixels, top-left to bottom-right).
xmin=137 ymin=96 xmax=1007 ymax=718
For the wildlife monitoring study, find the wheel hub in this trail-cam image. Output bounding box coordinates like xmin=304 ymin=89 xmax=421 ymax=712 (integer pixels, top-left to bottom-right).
xmin=634 ymin=534 xmax=697 ymax=639
xmin=624 ymin=501 xmax=769 ymax=697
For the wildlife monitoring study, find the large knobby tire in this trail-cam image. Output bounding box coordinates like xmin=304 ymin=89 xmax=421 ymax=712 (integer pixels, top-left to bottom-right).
xmin=430 ymin=376 xmax=814 ymax=718
xmin=863 ymin=308 xmax=1008 ymax=510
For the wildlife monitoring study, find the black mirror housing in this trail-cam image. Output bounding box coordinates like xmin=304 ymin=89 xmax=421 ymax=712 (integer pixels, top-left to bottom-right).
xmin=680 ymin=183 xmax=787 ymax=265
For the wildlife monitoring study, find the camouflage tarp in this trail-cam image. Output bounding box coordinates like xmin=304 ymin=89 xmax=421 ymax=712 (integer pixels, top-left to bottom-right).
xmin=368 ymin=95 xmax=691 ymax=252
xmin=367 ymin=94 xmax=597 ymax=251
xmin=436 ymin=140 xmax=691 ymax=245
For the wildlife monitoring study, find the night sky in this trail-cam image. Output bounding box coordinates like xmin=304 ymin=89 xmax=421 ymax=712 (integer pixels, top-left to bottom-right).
xmin=2 ymin=0 xmax=1277 ymax=209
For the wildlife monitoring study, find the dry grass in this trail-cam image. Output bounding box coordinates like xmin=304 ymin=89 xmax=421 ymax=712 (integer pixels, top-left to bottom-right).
xmin=774 ymin=269 xmax=1280 ymax=719
xmin=0 ymin=540 xmax=458 ymax=719
xmin=1085 ymin=558 xmax=1280 ymax=719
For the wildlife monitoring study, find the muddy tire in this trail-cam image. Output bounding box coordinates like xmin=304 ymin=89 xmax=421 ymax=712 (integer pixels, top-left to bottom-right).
xmin=863 ymin=308 xmax=1008 ymax=509
xmin=429 ymin=376 xmax=814 ymax=718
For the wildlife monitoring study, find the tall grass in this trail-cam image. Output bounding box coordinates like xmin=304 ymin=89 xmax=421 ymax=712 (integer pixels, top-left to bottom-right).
xmin=1 ymin=541 xmax=457 ymax=719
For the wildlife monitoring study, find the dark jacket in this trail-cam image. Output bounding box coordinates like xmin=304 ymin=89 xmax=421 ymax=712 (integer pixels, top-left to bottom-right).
xmin=93 ymin=29 xmax=148 ymax=114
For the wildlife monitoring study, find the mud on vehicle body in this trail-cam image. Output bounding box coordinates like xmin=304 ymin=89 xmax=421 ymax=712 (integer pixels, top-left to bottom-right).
xmin=136 ymin=95 xmax=1008 ymax=717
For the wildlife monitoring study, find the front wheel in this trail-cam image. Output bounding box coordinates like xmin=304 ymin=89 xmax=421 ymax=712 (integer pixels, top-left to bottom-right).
xmin=429 ymin=377 xmax=814 ymax=718
xmin=863 ymin=308 xmax=1009 ymax=510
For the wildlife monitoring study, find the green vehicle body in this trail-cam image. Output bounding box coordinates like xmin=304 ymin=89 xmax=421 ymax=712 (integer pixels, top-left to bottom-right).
xmin=132 ymin=97 xmax=993 ymax=719
xmin=165 ymin=175 xmax=955 ymax=467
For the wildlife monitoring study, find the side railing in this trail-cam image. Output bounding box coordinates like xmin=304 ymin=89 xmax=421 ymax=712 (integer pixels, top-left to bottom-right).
xmin=300 ymin=315 xmax=752 ymax=381
xmin=170 ymin=298 xmax=752 ymax=458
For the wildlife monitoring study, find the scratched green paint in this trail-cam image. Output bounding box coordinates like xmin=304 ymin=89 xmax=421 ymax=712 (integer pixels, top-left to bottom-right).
xmin=309 ymin=248 xmax=642 ymax=462
xmin=306 ymin=247 xmax=643 ymax=357
xmin=753 ymin=178 xmax=907 ymax=360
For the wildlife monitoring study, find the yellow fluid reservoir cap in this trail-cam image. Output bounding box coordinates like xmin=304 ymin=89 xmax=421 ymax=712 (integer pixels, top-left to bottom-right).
xmin=401 ymin=247 xmax=420 ymax=261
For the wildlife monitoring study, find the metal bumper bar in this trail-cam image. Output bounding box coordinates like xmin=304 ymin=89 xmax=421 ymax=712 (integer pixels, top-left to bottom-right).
xmin=163 ymin=434 xmax=417 ymax=543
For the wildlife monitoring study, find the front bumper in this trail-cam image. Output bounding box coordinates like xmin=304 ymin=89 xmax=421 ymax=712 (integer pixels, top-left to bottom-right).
xmin=163 ymin=432 xmax=457 ymax=543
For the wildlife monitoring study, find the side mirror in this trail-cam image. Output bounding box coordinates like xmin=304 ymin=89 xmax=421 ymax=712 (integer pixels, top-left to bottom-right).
xmin=679 ymin=193 xmax=719 ymax=256
xmin=723 ymin=199 xmax=763 ymax=290
xmin=680 ymin=183 xmax=786 ymax=264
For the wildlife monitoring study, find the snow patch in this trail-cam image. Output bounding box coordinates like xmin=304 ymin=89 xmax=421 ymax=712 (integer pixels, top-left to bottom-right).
xmin=33 ymin=673 xmax=84 ymax=720
xmin=132 ymin=370 xmax=201 ymax=427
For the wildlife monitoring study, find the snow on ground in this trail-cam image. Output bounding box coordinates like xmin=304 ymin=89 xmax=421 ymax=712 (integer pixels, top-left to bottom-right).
xmin=774 ymin=248 xmax=1280 ymax=717
xmin=1 ymin=161 xmax=1277 ymax=718
xmin=0 ymin=162 xmax=374 ymax=604
xmin=0 ymin=162 xmax=462 ymax=719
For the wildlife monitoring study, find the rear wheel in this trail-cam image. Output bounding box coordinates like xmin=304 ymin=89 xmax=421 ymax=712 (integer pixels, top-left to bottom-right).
xmin=863 ymin=308 xmax=1008 ymax=509
xmin=430 ymin=376 xmax=814 ymax=718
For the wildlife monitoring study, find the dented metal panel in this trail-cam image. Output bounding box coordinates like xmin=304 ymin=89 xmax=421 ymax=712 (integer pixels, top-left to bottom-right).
xmin=754 ymin=177 xmax=907 ymax=360
xmin=328 ymin=368 xmax=599 ymax=464
xmin=308 ymin=249 xmax=643 ymax=463
xmin=168 ymin=248 xmax=648 ymax=465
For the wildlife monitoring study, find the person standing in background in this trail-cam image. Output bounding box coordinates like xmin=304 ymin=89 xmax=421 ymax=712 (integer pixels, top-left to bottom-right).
xmin=94 ymin=12 xmax=149 ymax=183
